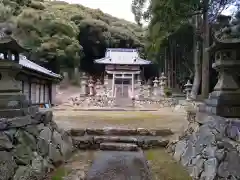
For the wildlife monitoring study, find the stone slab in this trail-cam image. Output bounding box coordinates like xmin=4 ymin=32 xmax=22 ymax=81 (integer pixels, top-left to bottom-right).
xmin=100 ymin=142 xmax=139 ymax=151
xmin=0 ymin=109 xmax=26 ymax=118
xmin=94 ymin=136 xmax=169 ymax=148
xmin=86 ymin=150 xmax=151 ymax=180
xmin=84 ymin=127 xmax=173 ymax=137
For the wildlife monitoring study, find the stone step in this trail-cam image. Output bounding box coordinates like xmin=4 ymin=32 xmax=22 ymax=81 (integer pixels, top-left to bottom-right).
xmin=72 ymin=135 xmax=169 ymax=150
xmin=0 ymin=109 xmax=26 ymax=118
xmin=69 ymin=127 xmax=174 ymax=137
xmin=100 ymin=142 xmax=139 ymax=151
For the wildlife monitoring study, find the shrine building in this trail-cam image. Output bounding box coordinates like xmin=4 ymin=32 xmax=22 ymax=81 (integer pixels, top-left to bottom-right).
xmin=94 ymin=48 xmax=151 ymax=97
xmin=0 ymin=29 xmax=62 ymax=107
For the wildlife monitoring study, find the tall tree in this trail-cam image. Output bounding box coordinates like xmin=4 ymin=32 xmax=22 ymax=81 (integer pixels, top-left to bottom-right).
xmin=132 ymin=0 xmax=239 ymax=98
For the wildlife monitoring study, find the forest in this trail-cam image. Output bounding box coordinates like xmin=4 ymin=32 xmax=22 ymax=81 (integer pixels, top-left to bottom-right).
xmin=0 ymin=0 xmax=146 ymax=78
xmin=1 ymin=0 xmax=240 ymax=98
xmin=132 ymin=0 xmax=240 ymax=98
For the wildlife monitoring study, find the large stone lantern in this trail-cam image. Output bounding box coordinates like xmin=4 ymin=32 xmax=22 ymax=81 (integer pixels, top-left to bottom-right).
xmin=0 ymin=26 xmax=30 ymax=117
xmin=200 ymin=24 xmax=240 ymax=118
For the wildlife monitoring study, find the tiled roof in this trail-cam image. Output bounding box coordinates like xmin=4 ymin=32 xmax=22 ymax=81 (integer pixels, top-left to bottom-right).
xmin=94 ymin=48 xmax=151 ymax=65
xmin=0 ymin=54 xmax=62 ymax=79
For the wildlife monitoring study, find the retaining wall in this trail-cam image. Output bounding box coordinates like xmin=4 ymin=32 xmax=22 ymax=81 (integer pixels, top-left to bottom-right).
xmin=168 ymin=104 xmax=240 ymax=180
xmin=0 ymin=108 xmax=73 ymax=180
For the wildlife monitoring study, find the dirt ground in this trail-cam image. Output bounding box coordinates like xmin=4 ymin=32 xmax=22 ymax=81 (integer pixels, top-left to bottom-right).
xmin=53 ymin=108 xmax=188 ymax=134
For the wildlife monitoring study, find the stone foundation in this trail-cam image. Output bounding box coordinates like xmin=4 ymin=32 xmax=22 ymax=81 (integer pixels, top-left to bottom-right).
xmin=60 ymin=95 xmax=115 ymax=108
xmin=133 ymin=97 xmax=177 ymax=108
xmin=0 ymin=108 xmax=73 ymax=180
xmin=168 ymin=103 xmax=240 ymax=180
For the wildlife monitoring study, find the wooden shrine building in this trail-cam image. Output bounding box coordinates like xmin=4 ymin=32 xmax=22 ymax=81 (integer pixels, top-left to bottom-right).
xmin=94 ymin=48 xmax=151 ymax=97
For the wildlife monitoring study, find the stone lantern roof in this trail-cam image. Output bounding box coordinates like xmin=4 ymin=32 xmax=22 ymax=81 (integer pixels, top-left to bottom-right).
xmin=0 ymin=28 xmax=27 ymax=53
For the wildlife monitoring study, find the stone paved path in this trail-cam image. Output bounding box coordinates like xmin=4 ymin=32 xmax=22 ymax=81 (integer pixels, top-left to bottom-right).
xmin=86 ymin=151 xmax=151 ymax=180
xmin=51 ymin=109 xmax=190 ymax=180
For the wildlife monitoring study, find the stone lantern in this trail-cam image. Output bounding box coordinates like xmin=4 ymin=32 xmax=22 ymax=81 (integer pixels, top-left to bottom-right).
xmin=0 ymin=27 xmax=30 ymax=118
xmin=137 ymin=75 xmax=142 ymax=87
xmin=95 ymin=79 xmax=102 ymax=96
xmin=147 ymin=79 xmax=152 ymax=97
xmin=199 ymin=23 xmax=240 ymax=118
xmin=159 ymin=72 xmax=167 ymax=96
xmin=81 ymin=72 xmax=88 ymax=96
xmin=88 ymin=76 xmax=94 ymax=96
xmin=153 ymin=77 xmax=159 ymax=96
xmin=184 ymin=80 xmax=192 ymax=101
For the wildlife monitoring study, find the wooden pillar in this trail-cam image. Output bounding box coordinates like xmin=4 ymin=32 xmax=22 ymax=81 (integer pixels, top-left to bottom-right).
xmin=132 ymin=73 xmax=134 ymax=98
xmin=112 ymin=73 xmax=115 ymax=97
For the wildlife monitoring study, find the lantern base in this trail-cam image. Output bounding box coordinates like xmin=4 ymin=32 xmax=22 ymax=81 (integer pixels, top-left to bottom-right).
xmin=199 ymin=90 xmax=240 ymax=118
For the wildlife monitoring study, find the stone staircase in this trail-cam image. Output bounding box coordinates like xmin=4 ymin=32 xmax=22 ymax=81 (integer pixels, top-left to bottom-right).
xmin=69 ymin=127 xmax=173 ymax=151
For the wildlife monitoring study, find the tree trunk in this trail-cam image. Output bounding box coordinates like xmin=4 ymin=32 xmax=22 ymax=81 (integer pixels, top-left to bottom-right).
xmin=191 ymin=40 xmax=201 ymax=99
xmin=201 ymin=0 xmax=210 ymax=98
xmin=191 ymin=15 xmax=202 ymax=100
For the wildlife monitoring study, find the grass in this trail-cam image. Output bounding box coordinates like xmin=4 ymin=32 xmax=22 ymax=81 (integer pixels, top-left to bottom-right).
xmin=145 ymin=149 xmax=191 ymax=180
xmin=51 ymin=167 xmax=69 ymax=180
xmin=54 ymin=110 xmax=183 ymax=121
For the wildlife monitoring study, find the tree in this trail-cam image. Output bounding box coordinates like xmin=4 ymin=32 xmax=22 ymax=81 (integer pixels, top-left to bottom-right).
xmin=132 ymin=0 xmax=239 ymax=98
xmin=0 ymin=0 xmax=145 ymax=79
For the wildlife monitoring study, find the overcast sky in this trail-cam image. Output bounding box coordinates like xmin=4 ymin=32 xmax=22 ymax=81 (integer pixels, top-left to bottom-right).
xmin=64 ymin=0 xmax=136 ymax=22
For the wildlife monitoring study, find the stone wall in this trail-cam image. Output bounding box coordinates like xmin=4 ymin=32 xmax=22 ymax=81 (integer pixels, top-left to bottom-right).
xmin=168 ymin=103 xmax=240 ymax=180
xmin=0 ymin=108 xmax=73 ymax=180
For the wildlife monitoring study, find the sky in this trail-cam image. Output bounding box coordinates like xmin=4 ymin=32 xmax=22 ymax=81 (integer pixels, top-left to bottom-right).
xmin=64 ymin=0 xmax=136 ymax=22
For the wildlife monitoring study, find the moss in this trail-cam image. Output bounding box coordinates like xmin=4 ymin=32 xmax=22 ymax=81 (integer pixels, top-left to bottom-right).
xmin=145 ymin=149 xmax=191 ymax=180
xmin=51 ymin=167 xmax=69 ymax=180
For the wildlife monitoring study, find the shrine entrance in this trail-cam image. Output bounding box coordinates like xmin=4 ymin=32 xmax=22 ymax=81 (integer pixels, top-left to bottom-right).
xmin=115 ymin=78 xmax=131 ymax=98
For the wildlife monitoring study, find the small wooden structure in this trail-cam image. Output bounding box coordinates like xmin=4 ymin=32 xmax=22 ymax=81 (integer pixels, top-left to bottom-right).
xmin=0 ymin=27 xmax=62 ymax=107
xmin=94 ymin=48 xmax=151 ymax=97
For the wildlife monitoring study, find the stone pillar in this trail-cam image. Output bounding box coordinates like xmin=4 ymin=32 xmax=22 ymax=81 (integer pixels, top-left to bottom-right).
xmin=184 ymin=80 xmax=192 ymax=101
xmin=0 ymin=60 xmax=30 ymax=118
xmin=153 ymin=77 xmax=159 ymax=96
xmin=132 ymin=73 xmax=134 ymax=98
xmin=112 ymin=73 xmax=115 ymax=97
xmin=159 ymin=72 xmax=167 ymax=96
xmin=81 ymin=72 xmax=88 ymax=96
xmin=88 ymin=76 xmax=94 ymax=96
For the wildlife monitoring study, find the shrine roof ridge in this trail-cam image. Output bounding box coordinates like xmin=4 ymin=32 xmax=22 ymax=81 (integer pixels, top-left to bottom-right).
xmin=106 ymin=48 xmax=138 ymax=52
xmin=0 ymin=54 xmax=62 ymax=79
xmin=94 ymin=48 xmax=151 ymax=65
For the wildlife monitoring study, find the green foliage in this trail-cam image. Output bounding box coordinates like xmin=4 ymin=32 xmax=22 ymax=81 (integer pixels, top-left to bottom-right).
xmin=164 ymin=88 xmax=172 ymax=97
xmin=0 ymin=3 xmax=13 ymax=22
xmin=1 ymin=0 xmax=145 ymax=75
